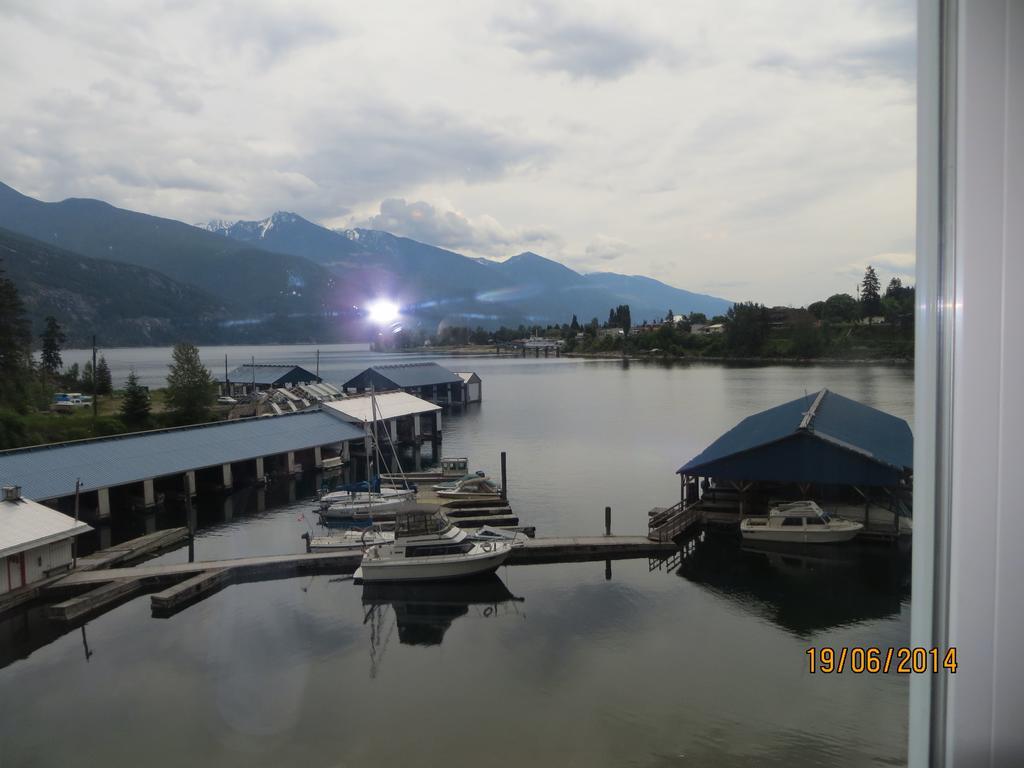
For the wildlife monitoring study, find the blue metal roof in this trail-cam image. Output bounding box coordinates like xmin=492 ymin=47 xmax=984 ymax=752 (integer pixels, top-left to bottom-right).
xmin=344 ymin=362 xmax=463 ymax=389
xmin=218 ymin=364 xmax=319 ymax=385
xmin=0 ymin=410 xmax=363 ymax=501
xmin=678 ymin=389 xmax=913 ymax=486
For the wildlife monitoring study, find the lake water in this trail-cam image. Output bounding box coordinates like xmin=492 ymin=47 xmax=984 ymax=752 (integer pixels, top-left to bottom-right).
xmin=0 ymin=350 xmax=914 ymax=766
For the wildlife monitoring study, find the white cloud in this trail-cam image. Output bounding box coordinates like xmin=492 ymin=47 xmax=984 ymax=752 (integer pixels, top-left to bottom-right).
xmin=357 ymin=198 xmax=558 ymax=257
xmin=0 ymin=0 xmax=918 ymax=306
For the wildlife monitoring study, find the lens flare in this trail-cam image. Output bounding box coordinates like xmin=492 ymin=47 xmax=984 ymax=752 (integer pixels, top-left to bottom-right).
xmin=367 ymin=299 xmax=400 ymax=325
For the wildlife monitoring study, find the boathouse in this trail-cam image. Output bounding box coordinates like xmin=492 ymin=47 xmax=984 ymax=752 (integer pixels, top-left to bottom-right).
xmin=342 ymin=362 xmax=468 ymax=405
xmin=322 ymin=391 xmax=443 ymax=470
xmin=0 ymin=411 xmax=364 ymax=519
xmin=455 ymin=372 xmax=482 ymax=403
xmin=1 ymin=486 xmax=92 ymax=593
xmin=218 ymin=363 xmax=321 ymax=397
xmin=675 ymin=389 xmax=913 ymax=536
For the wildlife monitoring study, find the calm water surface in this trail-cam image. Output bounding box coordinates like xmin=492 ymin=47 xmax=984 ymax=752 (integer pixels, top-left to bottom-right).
xmin=1 ymin=351 xmax=913 ymax=766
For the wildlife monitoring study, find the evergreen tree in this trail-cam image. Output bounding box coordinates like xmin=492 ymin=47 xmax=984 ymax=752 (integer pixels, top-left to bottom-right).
xmin=666 ymin=309 xmax=674 ymax=323
xmin=166 ymin=342 xmax=214 ymax=423
xmin=81 ymin=361 xmax=95 ymax=394
xmin=63 ymin=362 xmax=81 ymax=390
xmin=570 ymin=314 xmax=580 ymax=331
xmin=860 ymin=266 xmax=882 ymax=317
xmin=120 ymin=370 xmax=151 ymax=429
xmin=39 ymin=316 xmax=66 ymax=377
xmin=95 ymin=355 xmax=113 ymax=395
xmin=0 ymin=260 xmax=31 ymax=409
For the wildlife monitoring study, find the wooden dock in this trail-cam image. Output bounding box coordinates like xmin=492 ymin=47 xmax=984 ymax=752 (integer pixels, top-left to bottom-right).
xmin=76 ymin=527 xmax=190 ymax=571
xmin=47 ymin=534 xmax=679 ymax=617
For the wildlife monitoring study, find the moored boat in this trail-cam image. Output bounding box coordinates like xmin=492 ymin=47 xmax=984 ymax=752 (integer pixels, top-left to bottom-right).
xmin=354 ymin=507 xmax=512 ymax=583
xmin=434 ymin=476 xmax=502 ymax=499
xmin=739 ymin=501 xmax=863 ymax=544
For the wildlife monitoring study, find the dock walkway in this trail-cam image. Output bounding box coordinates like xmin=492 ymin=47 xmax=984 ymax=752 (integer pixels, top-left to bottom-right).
xmin=47 ymin=535 xmax=678 ymax=619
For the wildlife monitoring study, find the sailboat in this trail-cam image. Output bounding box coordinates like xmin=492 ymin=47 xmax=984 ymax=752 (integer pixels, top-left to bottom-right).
xmin=318 ymin=384 xmax=417 ymax=522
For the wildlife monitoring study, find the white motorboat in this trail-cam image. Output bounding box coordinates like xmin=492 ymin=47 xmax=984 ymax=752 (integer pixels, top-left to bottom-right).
xmin=740 ymin=501 xmax=863 ymax=544
xmin=434 ymin=476 xmax=502 ymax=499
xmin=432 ymin=471 xmax=486 ymax=490
xmin=354 ymin=507 xmax=513 ymax=583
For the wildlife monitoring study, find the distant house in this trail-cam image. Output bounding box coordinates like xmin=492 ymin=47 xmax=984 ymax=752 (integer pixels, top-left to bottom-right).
xmin=1 ymin=486 xmax=92 ymax=593
xmin=217 ymin=364 xmax=321 ymax=397
xmin=690 ymin=323 xmax=708 ymax=334
xmin=342 ymin=362 xmax=470 ymax=405
xmin=598 ymin=327 xmax=625 ymax=338
xmin=703 ymin=323 xmax=726 ymax=335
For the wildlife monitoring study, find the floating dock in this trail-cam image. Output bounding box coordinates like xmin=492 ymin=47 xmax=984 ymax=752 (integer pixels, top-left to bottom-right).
xmin=47 ymin=535 xmax=678 ymax=618
xmin=76 ymin=527 xmax=190 ymax=570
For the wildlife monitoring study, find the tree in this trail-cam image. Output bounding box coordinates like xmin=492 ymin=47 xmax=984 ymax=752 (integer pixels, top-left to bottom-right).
xmin=0 ymin=260 xmax=31 ymax=409
xmin=39 ymin=316 xmax=66 ymax=378
xmin=95 ymin=355 xmax=113 ymax=395
xmin=609 ymin=304 xmax=632 ymax=334
xmin=166 ymin=342 xmax=215 ymax=423
xmin=688 ymin=312 xmax=707 ymax=325
xmin=570 ymin=314 xmax=580 ymax=331
xmin=81 ymin=361 xmax=95 ymax=394
xmin=725 ymin=302 xmax=769 ymax=355
xmin=62 ymin=362 xmax=81 ymax=390
xmin=120 ymin=370 xmax=151 ymax=429
xmin=860 ymin=265 xmax=882 ymax=317
xmin=666 ymin=309 xmax=674 ymax=323
xmin=823 ymin=293 xmax=859 ymax=323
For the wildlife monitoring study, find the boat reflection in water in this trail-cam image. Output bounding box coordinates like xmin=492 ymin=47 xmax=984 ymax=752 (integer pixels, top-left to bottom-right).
xmin=673 ymin=534 xmax=911 ymax=636
xmin=361 ymin=574 xmax=523 ymax=648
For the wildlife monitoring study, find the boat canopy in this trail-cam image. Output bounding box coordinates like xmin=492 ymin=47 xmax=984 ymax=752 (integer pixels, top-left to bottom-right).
xmin=394 ymin=507 xmax=450 ymax=537
xmin=769 ymin=501 xmax=826 ymax=518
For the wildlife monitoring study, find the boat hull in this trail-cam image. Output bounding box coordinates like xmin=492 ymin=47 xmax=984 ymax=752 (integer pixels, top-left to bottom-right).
xmin=740 ymin=522 xmax=863 ymax=544
xmin=356 ymin=545 xmax=512 ymax=583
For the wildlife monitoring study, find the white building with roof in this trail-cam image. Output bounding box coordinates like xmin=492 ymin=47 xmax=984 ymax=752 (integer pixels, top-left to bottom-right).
xmin=1 ymin=485 xmax=92 ymax=593
xmin=454 ymin=372 xmax=482 ymax=403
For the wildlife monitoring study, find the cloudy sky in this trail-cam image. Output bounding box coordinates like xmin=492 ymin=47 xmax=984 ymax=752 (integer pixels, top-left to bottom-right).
xmin=0 ymin=0 xmax=915 ymax=305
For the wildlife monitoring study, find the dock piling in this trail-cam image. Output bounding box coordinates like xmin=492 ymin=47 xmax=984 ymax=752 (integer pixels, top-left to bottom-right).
xmin=605 ymin=506 xmax=611 ymax=535
xmin=500 ymin=451 xmax=508 ymax=500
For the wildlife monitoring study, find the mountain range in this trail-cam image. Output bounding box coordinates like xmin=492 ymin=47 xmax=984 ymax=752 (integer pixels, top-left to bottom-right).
xmin=0 ymin=181 xmax=732 ymax=346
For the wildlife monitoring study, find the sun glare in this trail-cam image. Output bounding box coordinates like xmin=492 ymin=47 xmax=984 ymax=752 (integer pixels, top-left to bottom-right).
xmin=367 ymin=299 xmax=400 ymax=325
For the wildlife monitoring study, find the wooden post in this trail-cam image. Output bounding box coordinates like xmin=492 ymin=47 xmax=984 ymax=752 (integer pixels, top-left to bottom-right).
xmin=605 ymin=559 xmax=612 ymax=580
xmin=605 ymin=505 xmax=611 ymax=535
xmin=500 ymin=451 xmax=507 ymax=500
xmin=73 ymin=478 xmax=81 ymax=568
xmin=185 ymin=478 xmax=196 ymax=564
xmin=91 ymin=336 xmax=97 ymax=420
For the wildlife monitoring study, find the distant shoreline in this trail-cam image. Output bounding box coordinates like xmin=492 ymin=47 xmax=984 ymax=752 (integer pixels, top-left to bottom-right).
xmin=400 ymin=346 xmax=912 ymax=366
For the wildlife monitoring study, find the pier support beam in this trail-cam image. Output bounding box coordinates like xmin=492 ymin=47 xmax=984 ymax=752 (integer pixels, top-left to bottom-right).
xmin=286 ymin=452 xmax=296 ymax=474
xmin=221 ymin=464 xmax=233 ymax=491
xmin=435 ymin=411 xmax=442 ymax=434
xmin=185 ymin=471 xmax=196 ymax=497
xmin=314 ymin=446 xmax=323 ymax=468
xmin=413 ymin=414 xmax=421 ymax=439
xmin=388 ymin=419 xmax=397 ymax=444
xmin=143 ymin=479 xmax=156 ymax=508
xmin=97 ymin=487 xmax=111 ymax=519
xmin=255 ymin=456 xmax=265 ymax=479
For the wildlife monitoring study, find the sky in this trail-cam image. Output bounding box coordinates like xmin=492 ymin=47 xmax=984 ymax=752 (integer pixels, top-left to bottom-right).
xmin=0 ymin=0 xmax=916 ymax=306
